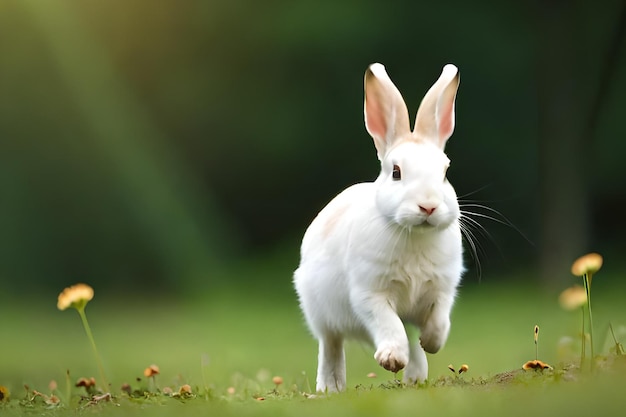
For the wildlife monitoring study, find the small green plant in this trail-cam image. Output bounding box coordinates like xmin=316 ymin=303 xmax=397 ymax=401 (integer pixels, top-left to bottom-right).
xmin=534 ymin=325 xmax=538 ymax=359
xmin=144 ymin=364 xmax=160 ymax=391
xmin=57 ymin=283 xmax=109 ymax=392
xmin=608 ymin=323 xmax=625 ymax=356
xmin=447 ymin=364 xmax=469 ymax=380
xmin=558 ymin=284 xmax=588 ymax=368
xmin=522 ymin=325 xmax=552 ymax=370
xmin=200 ymin=354 xmax=211 ymax=399
xmin=570 ymin=252 xmax=603 ymax=370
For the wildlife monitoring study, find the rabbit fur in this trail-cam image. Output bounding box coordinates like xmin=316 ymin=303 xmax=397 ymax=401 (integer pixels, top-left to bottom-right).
xmin=294 ymin=63 xmax=464 ymax=392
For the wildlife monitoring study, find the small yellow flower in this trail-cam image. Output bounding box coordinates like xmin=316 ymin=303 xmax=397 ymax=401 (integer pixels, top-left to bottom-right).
xmin=58 ymin=284 xmax=108 ymax=391
xmin=178 ymin=384 xmax=192 ymax=396
xmin=144 ymin=364 xmax=160 ymax=378
xmin=0 ymin=385 xmax=9 ymax=401
xmin=522 ymin=359 xmax=552 ymax=370
xmin=559 ymin=285 xmax=588 ymax=310
xmin=75 ymin=377 xmax=97 ymax=391
xmin=57 ymin=283 xmax=94 ymax=311
xmin=32 ymin=390 xmax=60 ymax=405
xmin=571 ymin=253 xmax=603 ymax=277
xmin=458 ymin=364 xmax=469 ymax=374
xmin=45 ymin=395 xmax=60 ymax=406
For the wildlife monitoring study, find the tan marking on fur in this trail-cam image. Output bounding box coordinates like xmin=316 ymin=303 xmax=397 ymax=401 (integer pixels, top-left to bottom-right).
xmin=323 ymin=203 xmax=350 ymax=239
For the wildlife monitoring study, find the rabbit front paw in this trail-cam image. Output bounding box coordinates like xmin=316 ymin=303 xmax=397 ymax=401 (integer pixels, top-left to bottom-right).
xmin=374 ymin=343 xmax=409 ymax=373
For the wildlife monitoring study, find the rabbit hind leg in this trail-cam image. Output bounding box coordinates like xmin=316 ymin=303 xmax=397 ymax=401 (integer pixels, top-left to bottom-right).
xmin=403 ymin=334 xmax=428 ymax=384
xmin=315 ymin=333 xmax=346 ymax=393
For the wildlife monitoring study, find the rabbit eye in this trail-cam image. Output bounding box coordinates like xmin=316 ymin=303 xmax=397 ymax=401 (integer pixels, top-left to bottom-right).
xmin=392 ymin=164 xmax=401 ymax=180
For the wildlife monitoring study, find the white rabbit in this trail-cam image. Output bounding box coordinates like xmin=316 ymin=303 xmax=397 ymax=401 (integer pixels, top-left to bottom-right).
xmin=294 ymin=63 xmax=464 ymax=393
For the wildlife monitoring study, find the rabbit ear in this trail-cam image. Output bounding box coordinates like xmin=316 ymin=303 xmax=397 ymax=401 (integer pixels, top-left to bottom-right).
xmin=364 ymin=63 xmax=411 ymax=160
xmin=413 ymin=64 xmax=460 ymax=149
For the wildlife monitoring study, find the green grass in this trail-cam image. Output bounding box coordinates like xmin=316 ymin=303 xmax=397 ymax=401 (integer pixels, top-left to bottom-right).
xmin=1 ymin=265 xmax=626 ymax=416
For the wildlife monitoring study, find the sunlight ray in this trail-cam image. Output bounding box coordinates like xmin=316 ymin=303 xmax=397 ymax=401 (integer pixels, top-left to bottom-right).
xmin=19 ymin=1 xmax=229 ymax=282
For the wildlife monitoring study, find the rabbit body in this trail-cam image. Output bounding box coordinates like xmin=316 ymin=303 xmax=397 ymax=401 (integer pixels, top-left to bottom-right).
xmin=294 ymin=63 xmax=464 ymax=392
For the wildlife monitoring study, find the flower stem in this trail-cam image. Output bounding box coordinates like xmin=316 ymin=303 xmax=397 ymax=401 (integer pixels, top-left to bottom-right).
xmin=77 ymin=307 xmax=109 ymax=391
xmin=609 ymin=322 xmax=625 ymax=355
xmin=580 ymin=305 xmax=586 ymax=369
xmin=65 ymin=369 xmax=71 ymax=406
xmin=583 ymin=273 xmax=595 ymax=370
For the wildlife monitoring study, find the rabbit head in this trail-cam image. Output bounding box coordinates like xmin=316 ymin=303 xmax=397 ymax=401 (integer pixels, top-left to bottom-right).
xmin=364 ymin=63 xmax=460 ymax=231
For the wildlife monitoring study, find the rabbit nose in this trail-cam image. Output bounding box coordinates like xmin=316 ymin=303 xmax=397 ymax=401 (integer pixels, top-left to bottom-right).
xmin=419 ymin=205 xmax=436 ymax=216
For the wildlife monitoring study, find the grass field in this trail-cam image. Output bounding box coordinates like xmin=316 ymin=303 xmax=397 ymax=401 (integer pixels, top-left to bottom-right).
xmin=1 ymin=261 xmax=625 ymax=415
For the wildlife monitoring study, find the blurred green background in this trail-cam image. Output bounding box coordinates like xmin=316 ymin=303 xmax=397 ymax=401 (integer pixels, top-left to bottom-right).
xmin=0 ymin=0 xmax=625 ymax=298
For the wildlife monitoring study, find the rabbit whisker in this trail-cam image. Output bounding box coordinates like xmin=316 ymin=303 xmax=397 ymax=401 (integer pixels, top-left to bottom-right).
xmin=459 ymin=203 xmax=533 ymax=246
xmin=458 ymin=216 xmax=484 ymax=281
xmin=457 ymin=197 xmax=533 ymax=282
xmin=456 ymin=183 xmax=494 ymax=200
